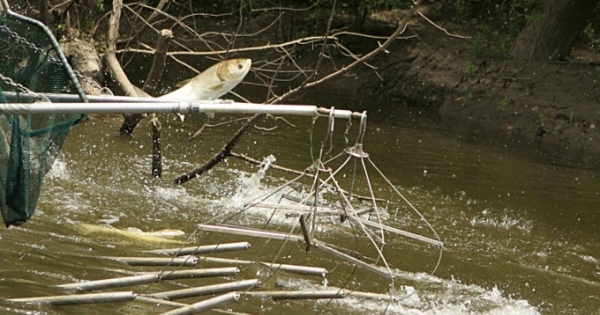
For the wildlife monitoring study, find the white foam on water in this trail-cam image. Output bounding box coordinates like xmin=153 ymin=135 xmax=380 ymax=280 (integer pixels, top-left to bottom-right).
xmin=278 ymin=270 xmax=539 ymax=315
xmin=469 ymin=208 xmax=533 ymax=232
xmin=46 ymin=157 xmax=70 ymax=180
xmin=580 ymin=254 xmax=598 ymax=264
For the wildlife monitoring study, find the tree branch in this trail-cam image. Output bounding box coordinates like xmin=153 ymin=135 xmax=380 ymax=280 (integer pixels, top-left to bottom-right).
xmin=270 ymin=0 xmax=423 ymax=104
xmin=173 ymin=114 xmax=265 ymax=185
xmin=172 ymin=0 xmax=423 ymax=184
xmin=105 ymin=0 xmax=137 ymax=97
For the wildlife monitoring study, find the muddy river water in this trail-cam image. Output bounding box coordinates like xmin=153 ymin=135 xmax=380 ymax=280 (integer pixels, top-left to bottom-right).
xmin=0 ymin=92 xmax=598 ymax=315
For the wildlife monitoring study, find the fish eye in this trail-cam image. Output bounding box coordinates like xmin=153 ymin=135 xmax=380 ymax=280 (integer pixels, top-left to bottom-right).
xmin=238 ymin=64 xmax=243 ymax=70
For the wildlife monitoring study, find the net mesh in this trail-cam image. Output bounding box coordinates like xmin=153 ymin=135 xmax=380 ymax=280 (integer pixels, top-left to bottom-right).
xmin=0 ymin=10 xmax=85 ymax=226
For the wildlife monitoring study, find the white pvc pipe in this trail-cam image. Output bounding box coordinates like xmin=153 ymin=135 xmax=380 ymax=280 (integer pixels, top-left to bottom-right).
xmin=0 ymin=102 xmax=192 ymax=114
xmin=7 ymin=291 xmax=135 ymax=305
xmin=0 ymin=102 xmax=358 ymax=119
xmin=157 ymin=292 xmax=240 ymax=315
xmin=57 ymin=274 xmax=158 ymax=291
xmin=146 ymin=242 xmax=251 ymax=256
xmin=150 ymin=279 xmax=259 ymax=301
xmin=196 ymin=224 xmax=304 ymax=243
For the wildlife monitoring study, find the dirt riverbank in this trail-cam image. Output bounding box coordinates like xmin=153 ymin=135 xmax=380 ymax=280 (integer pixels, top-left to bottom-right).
xmin=316 ymin=23 xmax=600 ymax=169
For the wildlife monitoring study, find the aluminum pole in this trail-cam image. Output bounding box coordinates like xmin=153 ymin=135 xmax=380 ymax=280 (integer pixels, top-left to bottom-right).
xmin=0 ymin=102 xmax=359 ymax=119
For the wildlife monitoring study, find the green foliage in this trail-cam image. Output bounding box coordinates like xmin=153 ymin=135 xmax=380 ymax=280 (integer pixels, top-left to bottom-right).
xmin=468 ymin=24 xmax=514 ymax=58
xmin=465 ymin=62 xmax=475 ymax=74
xmin=96 ymin=0 xmax=105 ymax=12
xmin=85 ymin=20 xmax=95 ymax=33
xmin=309 ymin=0 xmax=412 ymax=30
xmin=584 ymin=22 xmax=596 ymax=42
xmin=461 ymin=87 xmax=473 ymax=100
xmin=554 ymin=124 xmax=563 ymax=132
xmin=95 ymin=34 xmax=107 ymax=53
xmin=499 ymin=95 xmax=511 ymax=110
xmin=469 ymin=32 xmax=487 ymax=57
xmin=451 ymin=0 xmax=540 ymax=58
xmin=581 ymin=22 xmax=599 ymax=51
xmin=524 ymin=13 xmax=543 ymax=22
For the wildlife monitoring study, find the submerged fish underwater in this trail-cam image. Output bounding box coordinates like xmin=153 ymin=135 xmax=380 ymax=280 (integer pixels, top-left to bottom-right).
xmin=74 ymin=223 xmax=185 ymax=244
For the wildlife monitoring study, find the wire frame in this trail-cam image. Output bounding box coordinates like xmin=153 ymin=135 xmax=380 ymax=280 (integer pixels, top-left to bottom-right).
xmin=157 ymin=109 xmax=445 ymax=315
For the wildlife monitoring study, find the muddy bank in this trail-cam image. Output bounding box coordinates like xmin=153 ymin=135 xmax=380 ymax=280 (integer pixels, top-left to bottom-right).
xmin=332 ymin=28 xmax=600 ymax=168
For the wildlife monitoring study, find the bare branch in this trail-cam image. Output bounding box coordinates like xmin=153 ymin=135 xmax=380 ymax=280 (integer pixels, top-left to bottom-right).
xmin=105 ymin=0 xmax=137 ymax=97
xmin=253 ymin=125 xmax=278 ymax=131
xmin=267 ymin=115 xmax=298 ymax=129
xmin=188 ymin=117 xmax=254 ymax=142
xmin=143 ymin=29 xmax=173 ymax=94
xmin=248 ymin=1 xmax=321 ymax=13
xmin=174 ymin=114 xmax=265 ymax=185
xmin=270 ymin=0 xmax=423 ymax=104
xmin=416 ymin=10 xmax=471 ymax=39
xmin=133 ymin=0 xmax=169 ymax=39
xmin=116 ymin=35 xmax=339 ymax=56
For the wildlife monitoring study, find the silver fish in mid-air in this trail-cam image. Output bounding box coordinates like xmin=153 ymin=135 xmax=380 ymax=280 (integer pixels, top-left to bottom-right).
xmin=160 ymin=58 xmax=252 ymax=100
xmin=134 ymin=58 xmax=252 ymax=120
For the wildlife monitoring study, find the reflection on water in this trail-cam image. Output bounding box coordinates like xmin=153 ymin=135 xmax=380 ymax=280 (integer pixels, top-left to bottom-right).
xmin=0 ymin=95 xmax=598 ymax=315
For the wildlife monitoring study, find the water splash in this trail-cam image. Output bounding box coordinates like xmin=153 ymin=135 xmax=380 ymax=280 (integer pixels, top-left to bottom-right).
xmin=470 ymin=208 xmax=533 ymax=231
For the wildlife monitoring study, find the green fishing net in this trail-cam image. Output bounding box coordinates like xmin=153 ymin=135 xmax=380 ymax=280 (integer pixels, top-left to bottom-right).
xmin=0 ymin=8 xmax=87 ymax=226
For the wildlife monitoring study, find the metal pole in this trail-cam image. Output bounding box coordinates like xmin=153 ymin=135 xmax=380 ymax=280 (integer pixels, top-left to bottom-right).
xmin=156 ymin=292 xmax=240 ymax=315
xmin=243 ymin=290 xmax=346 ymax=300
xmin=196 ymin=224 xmax=304 ymax=243
xmin=358 ymin=218 xmax=444 ymax=247
xmin=2 ymin=91 xmax=202 ymax=103
xmin=314 ymin=241 xmax=393 ymax=279
xmin=195 ymin=256 xmax=328 ymax=277
xmin=141 ymin=268 xmax=241 ymax=280
xmin=146 ymin=241 xmax=251 ymax=256
xmin=0 ymin=102 xmax=359 ymax=119
xmin=7 ymin=291 xmax=135 ymax=306
xmin=0 ymin=102 xmax=190 ymax=114
xmin=57 ymin=274 xmax=158 ymax=291
xmin=102 ymin=256 xmax=198 ymax=266
xmin=149 ymin=279 xmax=259 ymax=301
